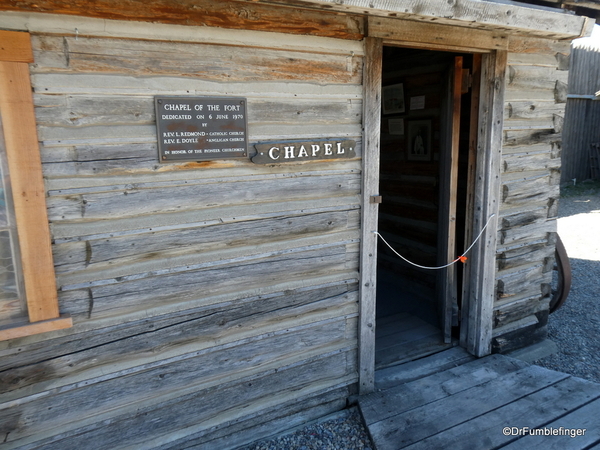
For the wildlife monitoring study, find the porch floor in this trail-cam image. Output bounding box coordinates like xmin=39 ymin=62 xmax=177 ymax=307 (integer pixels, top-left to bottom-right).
xmin=359 ymin=347 xmax=600 ymax=449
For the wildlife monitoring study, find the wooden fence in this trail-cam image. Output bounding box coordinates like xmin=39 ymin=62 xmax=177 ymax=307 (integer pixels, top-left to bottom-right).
xmin=561 ymin=39 xmax=600 ymax=183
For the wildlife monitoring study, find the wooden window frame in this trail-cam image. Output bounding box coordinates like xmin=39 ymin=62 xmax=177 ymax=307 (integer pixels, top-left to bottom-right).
xmin=0 ymin=30 xmax=72 ymax=341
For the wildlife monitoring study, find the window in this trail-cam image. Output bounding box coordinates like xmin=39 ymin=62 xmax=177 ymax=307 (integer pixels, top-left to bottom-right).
xmin=0 ymin=30 xmax=72 ymax=340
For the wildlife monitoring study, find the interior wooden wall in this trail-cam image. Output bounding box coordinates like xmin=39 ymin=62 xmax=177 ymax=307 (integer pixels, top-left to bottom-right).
xmin=493 ymin=37 xmax=571 ymax=353
xmin=0 ymin=15 xmax=364 ymax=449
xmin=377 ymin=49 xmax=450 ymax=312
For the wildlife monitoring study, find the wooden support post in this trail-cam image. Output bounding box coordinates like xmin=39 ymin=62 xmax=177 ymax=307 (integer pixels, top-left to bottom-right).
xmin=465 ymin=50 xmax=506 ymax=357
xmin=358 ymin=37 xmax=382 ymax=395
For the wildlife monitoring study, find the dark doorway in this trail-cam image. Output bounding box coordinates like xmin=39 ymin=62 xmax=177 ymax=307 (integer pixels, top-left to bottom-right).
xmin=375 ymin=46 xmax=479 ymax=369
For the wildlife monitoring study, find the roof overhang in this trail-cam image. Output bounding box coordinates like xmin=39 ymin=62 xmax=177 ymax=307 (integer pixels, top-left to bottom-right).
xmin=248 ymin=0 xmax=595 ymax=40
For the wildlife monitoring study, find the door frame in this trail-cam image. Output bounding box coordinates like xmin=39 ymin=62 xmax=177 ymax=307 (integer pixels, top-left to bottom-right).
xmin=358 ymin=32 xmax=506 ymax=395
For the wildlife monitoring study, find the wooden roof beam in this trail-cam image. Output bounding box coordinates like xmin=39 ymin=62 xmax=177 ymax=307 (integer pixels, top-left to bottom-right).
xmin=248 ymin=0 xmax=595 ymax=40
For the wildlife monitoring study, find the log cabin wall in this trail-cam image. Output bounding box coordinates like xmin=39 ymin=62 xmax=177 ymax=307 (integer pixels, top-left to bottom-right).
xmin=0 ymin=11 xmax=364 ymax=449
xmin=0 ymin=4 xmax=586 ymax=447
xmin=493 ymin=37 xmax=571 ymax=353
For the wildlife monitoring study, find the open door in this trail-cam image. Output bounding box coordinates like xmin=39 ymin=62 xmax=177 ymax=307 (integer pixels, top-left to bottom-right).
xmin=372 ymin=47 xmax=481 ymax=369
xmin=437 ymin=56 xmax=464 ymax=344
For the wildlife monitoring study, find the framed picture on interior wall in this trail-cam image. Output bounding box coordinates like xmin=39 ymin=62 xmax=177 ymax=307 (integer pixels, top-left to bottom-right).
xmin=406 ymin=120 xmax=431 ymax=161
xmin=382 ymin=83 xmax=405 ymax=114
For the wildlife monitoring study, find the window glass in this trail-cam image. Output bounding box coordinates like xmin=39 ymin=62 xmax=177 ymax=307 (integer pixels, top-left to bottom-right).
xmin=0 ymin=111 xmax=26 ymax=325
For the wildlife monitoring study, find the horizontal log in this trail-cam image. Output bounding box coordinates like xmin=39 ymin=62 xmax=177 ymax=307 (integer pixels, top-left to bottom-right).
xmin=34 ymin=95 xmax=362 ymax=128
xmin=499 ymin=218 xmax=556 ymax=246
xmin=506 ymin=65 xmax=568 ymax=93
xmin=499 ymin=204 xmax=549 ymax=229
xmin=4 ymin=349 xmax=356 ymax=449
xmin=507 ymin=52 xmax=563 ymax=67
xmin=52 ymin=209 xmax=360 ymax=274
xmin=31 ymin=73 xmax=364 ymax=98
xmin=501 ymin=175 xmax=559 ymax=207
xmin=496 ymin=263 xmax=548 ymax=302
xmin=497 ymin=241 xmax=554 ymax=271
xmin=508 ymin=37 xmax=572 ymax=55
xmin=46 ymin=172 xmax=361 ymax=221
xmin=50 ymin=194 xmax=360 ymax=241
xmin=0 ymin=317 xmax=355 ymax=442
xmin=503 ymin=100 xmax=565 ymax=123
xmin=0 ymin=279 xmax=357 ymax=371
xmin=502 ymin=149 xmax=560 ymax=174
xmin=31 ymin=35 xmax=363 ymax=85
xmin=0 ymin=0 xmax=365 ymax=40
xmin=0 ymin=286 xmax=358 ymax=400
xmin=38 ymin=123 xmax=362 ymax=148
xmin=168 ymin=388 xmax=349 ymax=450
xmin=503 ymin=129 xmax=562 ymax=147
xmin=61 ymin=243 xmax=357 ymax=318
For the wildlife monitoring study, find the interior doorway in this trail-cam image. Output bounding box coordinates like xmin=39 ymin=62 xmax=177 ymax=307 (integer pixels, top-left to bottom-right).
xmin=374 ymin=46 xmax=480 ymax=369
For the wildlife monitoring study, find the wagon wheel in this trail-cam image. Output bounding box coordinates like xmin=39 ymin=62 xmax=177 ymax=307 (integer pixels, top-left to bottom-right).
xmin=549 ymin=234 xmax=572 ymax=314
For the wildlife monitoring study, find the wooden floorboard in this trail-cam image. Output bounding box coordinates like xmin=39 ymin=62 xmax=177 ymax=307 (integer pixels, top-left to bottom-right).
xmin=375 ymin=313 xmax=451 ymax=369
xmin=374 ymin=346 xmax=475 ymax=390
xmin=402 ymin=376 xmax=600 ymax=450
xmin=359 ymin=349 xmax=600 ymax=450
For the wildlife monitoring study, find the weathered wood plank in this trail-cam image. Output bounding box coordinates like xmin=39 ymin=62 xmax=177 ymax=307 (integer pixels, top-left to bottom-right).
xmin=506 ymin=65 xmax=568 ymax=94
xmin=500 ymin=397 xmax=600 ymax=449
xmin=492 ymin=318 xmax=547 ymax=354
xmin=358 ymin=36 xmax=382 ymax=396
xmin=37 ymin=123 xmax=362 ymax=148
xmin=508 ymin=37 xmax=572 ymax=55
xmin=368 ymin=16 xmax=507 ymax=52
xmin=374 ymin=347 xmax=475 ymax=391
xmin=504 ymin=100 xmax=565 ymax=129
xmin=497 ymin=241 xmax=554 ymax=271
xmin=52 ymin=209 xmax=359 ymax=273
xmin=61 ymin=244 xmax=356 ymax=318
xmin=31 ymin=35 xmax=363 ymax=85
xmin=502 ymin=149 xmax=560 ymax=174
xmin=0 ymin=317 xmax=354 ymax=442
xmin=494 ymin=295 xmax=549 ymax=328
xmin=0 ymin=280 xmax=357 ymax=372
xmin=501 ymin=174 xmax=558 ymax=207
xmin=158 ymin=387 xmax=351 ymax=450
xmin=3 ymin=350 xmax=356 ymax=449
xmin=465 ymin=50 xmax=505 ymax=357
xmin=31 ymin=73 xmax=364 ymax=98
xmin=361 ymin=355 xmax=529 ymax=426
xmin=367 ymin=365 xmax=568 ymax=450
xmin=404 ymin=376 xmax=600 ymax=450
xmin=50 ymin=195 xmax=360 ymax=241
xmin=35 ymin=95 xmax=362 ymax=128
xmin=46 ymin=172 xmax=361 ymax=221
xmin=0 ymin=0 xmax=365 ymax=40
xmin=496 ymin=263 xmax=547 ymax=302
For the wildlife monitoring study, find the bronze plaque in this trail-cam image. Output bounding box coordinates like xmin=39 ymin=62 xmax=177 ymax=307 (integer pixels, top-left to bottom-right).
xmin=252 ymin=140 xmax=356 ymax=164
xmin=155 ymin=96 xmax=247 ymax=162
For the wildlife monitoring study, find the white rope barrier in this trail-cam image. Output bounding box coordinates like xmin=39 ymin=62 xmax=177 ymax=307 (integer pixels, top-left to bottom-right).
xmin=372 ymin=214 xmax=496 ymax=270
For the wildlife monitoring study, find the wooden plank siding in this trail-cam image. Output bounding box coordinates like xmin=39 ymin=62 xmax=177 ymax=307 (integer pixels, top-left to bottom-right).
xmin=0 ymin=18 xmax=364 ymax=449
xmin=493 ymin=38 xmax=571 ymax=353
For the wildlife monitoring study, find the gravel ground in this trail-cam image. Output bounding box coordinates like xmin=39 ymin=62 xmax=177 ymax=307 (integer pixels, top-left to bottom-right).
xmin=534 ymin=181 xmax=600 ymax=382
xmin=239 ymin=408 xmax=373 ymax=450
xmin=240 ymin=182 xmax=600 ymax=450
